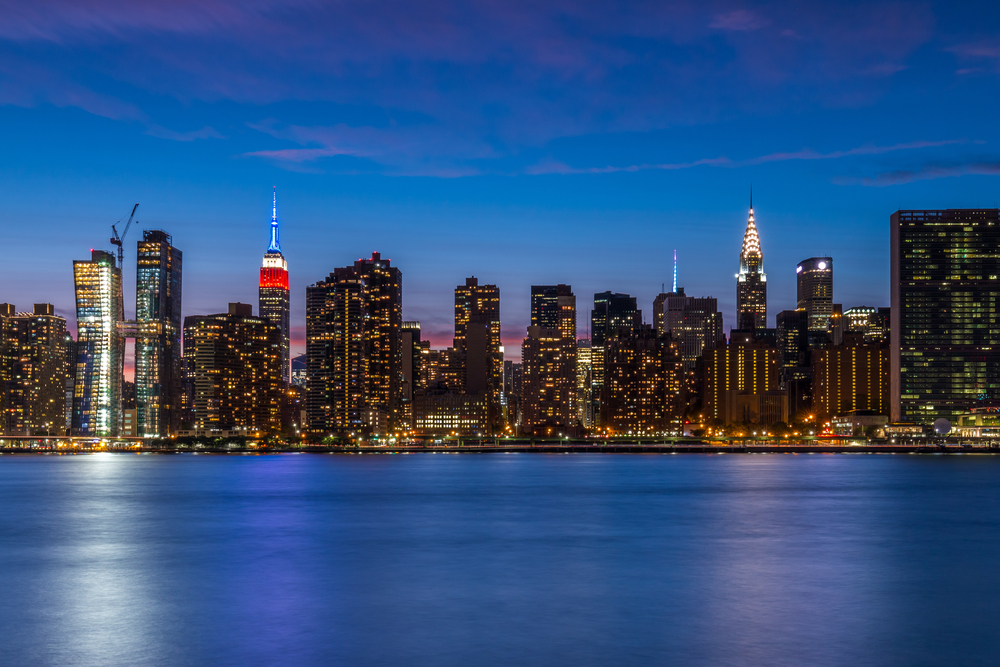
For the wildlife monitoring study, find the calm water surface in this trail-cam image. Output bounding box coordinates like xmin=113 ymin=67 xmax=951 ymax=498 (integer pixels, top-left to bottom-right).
xmin=0 ymin=453 xmax=998 ymax=667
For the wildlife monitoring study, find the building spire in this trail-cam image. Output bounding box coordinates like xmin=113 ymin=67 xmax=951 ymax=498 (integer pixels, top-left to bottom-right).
xmin=750 ymin=184 xmax=753 ymax=211
xmin=267 ymin=186 xmax=281 ymax=253
xmin=672 ymin=249 xmax=678 ymax=293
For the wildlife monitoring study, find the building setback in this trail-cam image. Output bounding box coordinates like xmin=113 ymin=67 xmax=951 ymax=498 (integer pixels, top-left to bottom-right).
xmin=653 ymin=288 xmax=723 ymax=371
xmin=259 ymin=188 xmax=290 ymax=384
xmin=135 ymin=230 xmax=182 ymax=437
xmin=183 ymin=303 xmax=282 ymax=432
xmin=736 ymin=196 xmax=767 ymax=330
xmin=306 ymin=252 xmax=402 ymax=435
xmin=72 ymin=250 xmax=123 ymax=436
xmin=891 ymin=209 xmax=1000 ymax=422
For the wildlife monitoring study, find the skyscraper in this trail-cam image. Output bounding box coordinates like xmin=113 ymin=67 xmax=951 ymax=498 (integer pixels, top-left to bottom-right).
xmin=306 ymin=252 xmax=402 ymax=434
xmin=183 ymin=303 xmax=282 ymax=432
xmin=796 ymin=257 xmax=833 ymax=331
xmin=522 ymin=285 xmax=577 ymax=434
xmin=259 ymin=188 xmax=290 ymax=384
xmin=653 ymin=288 xmax=724 ymax=371
xmin=590 ymin=291 xmax=641 ymax=425
xmin=454 ymin=277 xmax=502 ymax=431
xmin=72 ymin=250 xmax=123 ymax=436
xmin=891 ymin=209 xmax=1000 ymax=422
xmin=0 ymin=304 xmax=72 ymax=435
xmin=135 ymin=230 xmax=182 ymax=437
xmin=702 ymin=334 xmax=784 ymax=425
xmin=601 ymin=325 xmax=681 ymax=433
xmin=813 ymin=336 xmax=889 ymax=418
xmin=736 ymin=195 xmax=767 ymax=330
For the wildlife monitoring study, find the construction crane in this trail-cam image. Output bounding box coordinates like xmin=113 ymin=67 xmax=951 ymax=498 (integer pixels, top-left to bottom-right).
xmin=110 ymin=203 xmax=139 ymax=269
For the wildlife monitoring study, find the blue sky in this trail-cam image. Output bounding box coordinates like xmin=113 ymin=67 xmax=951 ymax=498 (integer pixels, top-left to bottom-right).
xmin=2 ymin=0 xmax=999 ymax=360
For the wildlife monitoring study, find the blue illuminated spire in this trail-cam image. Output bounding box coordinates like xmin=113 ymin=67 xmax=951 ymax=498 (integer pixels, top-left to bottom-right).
xmin=267 ymin=187 xmax=281 ymax=253
xmin=672 ymin=249 xmax=677 ymax=293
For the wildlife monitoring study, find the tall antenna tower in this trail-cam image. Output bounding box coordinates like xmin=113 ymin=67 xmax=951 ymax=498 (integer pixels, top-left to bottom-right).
xmin=672 ymin=249 xmax=678 ymax=293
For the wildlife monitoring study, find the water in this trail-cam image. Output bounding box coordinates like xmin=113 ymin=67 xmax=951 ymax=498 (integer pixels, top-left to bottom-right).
xmin=0 ymin=453 xmax=998 ymax=667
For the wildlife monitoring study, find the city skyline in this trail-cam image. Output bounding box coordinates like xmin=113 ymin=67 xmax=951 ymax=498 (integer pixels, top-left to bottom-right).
xmin=5 ymin=1 xmax=1000 ymax=363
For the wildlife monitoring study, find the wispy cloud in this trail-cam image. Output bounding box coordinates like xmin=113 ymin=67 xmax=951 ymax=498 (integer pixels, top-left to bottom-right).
xmin=145 ymin=124 xmax=223 ymax=141
xmin=527 ymin=139 xmax=967 ymax=175
xmin=710 ymin=10 xmax=769 ymax=32
xmin=842 ymin=161 xmax=1000 ymax=186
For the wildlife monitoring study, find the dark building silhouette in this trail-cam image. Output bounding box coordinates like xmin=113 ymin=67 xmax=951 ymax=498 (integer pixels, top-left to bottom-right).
xmin=183 ymin=303 xmax=282 ymax=432
xmin=736 ymin=195 xmax=767 ymax=330
xmin=135 ymin=229 xmax=182 ymax=437
xmin=454 ymin=277 xmax=502 ymax=431
xmin=306 ymin=252 xmax=402 ymax=435
xmin=891 ymin=209 xmax=1000 ymax=422
xmin=259 ymin=188 xmax=290 ymax=384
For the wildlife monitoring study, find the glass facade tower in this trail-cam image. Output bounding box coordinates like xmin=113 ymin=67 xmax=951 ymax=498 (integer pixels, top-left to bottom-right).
xmin=72 ymin=250 xmax=123 ymax=436
xmin=135 ymin=230 xmax=182 ymax=437
xmin=796 ymin=257 xmax=833 ymax=331
xmin=891 ymin=209 xmax=1000 ymax=422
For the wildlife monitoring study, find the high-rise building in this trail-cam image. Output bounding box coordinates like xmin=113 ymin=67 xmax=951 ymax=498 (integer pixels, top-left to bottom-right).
xmin=183 ymin=303 xmax=282 ymax=432
xmin=0 ymin=304 xmax=72 ymax=435
xmin=590 ymin=291 xmax=640 ymax=425
xmin=522 ymin=285 xmax=577 ymax=435
xmin=775 ymin=309 xmax=813 ymax=417
xmin=601 ymin=325 xmax=681 ymax=433
xmin=576 ymin=339 xmax=592 ymax=428
xmin=454 ymin=277 xmax=502 ymax=431
xmin=702 ymin=333 xmax=784 ymax=424
xmin=306 ymin=252 xmax=402 ymax=435
xmin=796 ymin=257 xmax=833 ymax=331
xmin=135 ymin=230 xmax=182 ymax=437
xmin=653 ymin=288 xmax=724 ymax=371
xmin=72 ymin=250 xmax=123 ymax=436
xmin=813 ymin=336 xmax=889 ymax=417
xmin=736 ymin=196 xmax=767 ymax=330
xmin=259 ymin=188 xmax=290 ymax=384
xmin=891 ymin=209 xmax=1000 ymax=422
xmin=503 ymin=360 xmax=522 ymax=429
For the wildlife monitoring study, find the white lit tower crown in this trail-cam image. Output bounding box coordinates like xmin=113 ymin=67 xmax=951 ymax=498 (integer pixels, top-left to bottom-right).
xmin=736 ymin=190 xmax=767 ymax=330
xmin=259 ymin=187 xmax=290 ymax=383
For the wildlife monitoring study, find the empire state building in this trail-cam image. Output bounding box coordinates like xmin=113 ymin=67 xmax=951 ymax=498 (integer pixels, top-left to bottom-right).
xmin=260 ymin=187 xmax=290 ymax=383
xmin=736 ymin=193 xmax=767 ymax=330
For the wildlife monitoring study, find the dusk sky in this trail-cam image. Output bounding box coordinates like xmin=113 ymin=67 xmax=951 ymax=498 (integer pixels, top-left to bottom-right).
xmin=3 ymin=0 xmax=1000 ymax=362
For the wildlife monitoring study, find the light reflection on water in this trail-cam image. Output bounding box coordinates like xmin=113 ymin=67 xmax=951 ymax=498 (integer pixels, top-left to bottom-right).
xmin=0 ymin=454 xmax=998 ymax=667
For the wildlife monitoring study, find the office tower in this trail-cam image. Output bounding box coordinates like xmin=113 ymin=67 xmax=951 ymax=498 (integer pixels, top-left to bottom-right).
xmin=259 ymin=188 xmax=290 ymax=384
xmin=653 ymin=288 xmax=724 ymax=371
xmin=306 ymin=252 xmax=402 ymax=434
xmin=796 ymin=257 xmax=833 ymax=331
xmin=845 ymin=306 xmax=890 ymax=343
xmin=891 ymin=209 xmax=1000 ymax=422
xmin=702 ymin=333 xmax=785 ymax=424
xmin=0 ymin=304 xmax=71 ymax=435
xmin=401 ymin=322 xmax=423 ymax=403
xmin=503 ymin=360 xmax=522 ymax=429
xmin=454 ymin=277 xmax=502 ymax=431
xmin=183 ymin=303 xmax=282 ymax=432
xmin=590 ymin=291 xmax=640 ymax=425
xmin=736 ymin=195 xmax=767 ymax=330
xmin=828 ymin=303 xmax=844 ymax=346
xmin=135 ymin=230 xmax=182 ymax=437
xmin=813 ymin=336 xmax=889 ymax=417
xmin=602 ymin=325 xmax=681 ymax=433
xmin=72 ymin=250 xmax=123 ymax=436
xmin=576 ymin=339 xmax=592 ymax=428
xmin=776 ymin=309 xmax=813 ymax=417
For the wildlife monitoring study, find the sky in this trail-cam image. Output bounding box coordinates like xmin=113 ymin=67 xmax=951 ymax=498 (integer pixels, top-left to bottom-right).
xmin=2 ymin=0 xmax=1000 ymax=363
